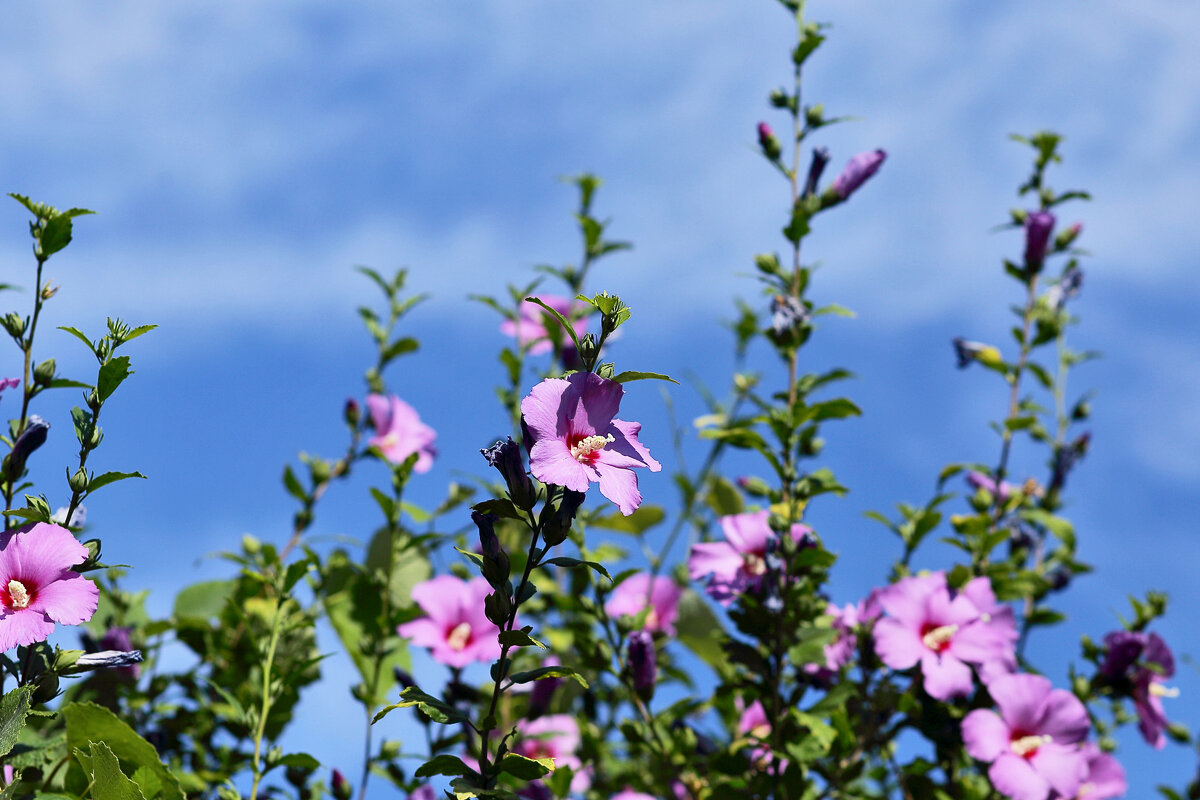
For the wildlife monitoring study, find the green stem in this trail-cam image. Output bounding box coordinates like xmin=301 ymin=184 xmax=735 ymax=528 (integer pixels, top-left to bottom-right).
xmin=248 ymin=601 xmax=285 ymax=800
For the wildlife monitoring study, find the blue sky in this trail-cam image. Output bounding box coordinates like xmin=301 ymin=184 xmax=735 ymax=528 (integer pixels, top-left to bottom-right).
xmin=3 ymin=1 xmax=1200 ymax=796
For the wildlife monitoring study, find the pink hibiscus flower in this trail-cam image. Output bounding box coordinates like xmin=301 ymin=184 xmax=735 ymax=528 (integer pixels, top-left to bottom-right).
xmin=396 ymin=576 xmax=500 ymax=668
xmin=872 ymin=573 xmax=1016 ymax=700
xmin=501 ymin=295 xmax=588 ymax=356
xmin=366 ymin=394 xmax=437 ymax=473
xmin=1100 ymin=630 xmax=1176 ymax=749
xmin=514 ymin=714 xmax=590 ymax=792
xmin=604 ymin=573 xmax=682 ymax=634
xmin=0 ymin=522 xmax=99 ymax=652
xmin=961 ymin=673 xmax=1090 ymax=800
xmin=1070 ymin=743 xmax=1125 ymax=800
xmin=520 ymin=372 xmax=660 ymax=516
xmin=687 ymin=510 xmax=812 ymax=605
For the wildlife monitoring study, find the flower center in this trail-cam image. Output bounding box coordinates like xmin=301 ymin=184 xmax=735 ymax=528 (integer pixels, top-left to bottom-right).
xmin=1010 ymin=734 xmax=1051 ymax=758
xmin=644 ymin=607 xmax=660 ymax=629
xmin=920 ymin=624 xmax=958 ymax=652
xmin=743 ymin=552 xmax=768 ymax=576
xmin=6 ymin=579 xmax=31 ymax=610
xmin=446 ymin=622 xmax=472 ymax=651
xmin=570 ymin=433 xmax=614 ymax=462
xmin=749 ymin=723 xmax=771 ymax=739
xmin=1150 ymin=682 xmax=1180 ymax=699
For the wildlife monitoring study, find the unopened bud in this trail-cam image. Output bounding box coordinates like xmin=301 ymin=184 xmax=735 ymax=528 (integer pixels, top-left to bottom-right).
xmin=628 ymin=630 xmax=657 ymax=699
xmin=40 ymin=281 xmax=59 ymax=300
xmin=803 ymin=147 xmax=830 ymax=198
xmin=7 ymin=415 xmax=49 ymax=480
xmin=33 ymin=358 xmax=55 ymax=387
xmin=2 ymin=313 xmax=25 ymax=339
xmin=481 ymin=437 xmax=536 ymax=510
xmin=757 ymin=122 xmax=782 ymax=161
xmin=1047 ymin=566 xmax=1071 ymax=592
xmin=343 ymin=397 xmax=360 ymax=428
xmin=331 ymin=769 xmax=352 ymax=800
xmin=69 ymin=467 xmax=89 ymax=493
xmin=1055 ymin=222 xmax=1083 ymax=250
xmin=768 ymin=88 xmax=790 ymax=109
xmin=829 ymin=149 xmax=886 ymax=201
xmin=1023 ymin=211 xmax=1056 ymax=275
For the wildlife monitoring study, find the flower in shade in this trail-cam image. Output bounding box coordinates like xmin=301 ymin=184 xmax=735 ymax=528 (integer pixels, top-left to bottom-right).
xmin=366 ymin=394 xmax=437 ymax=473
xmin=687 ymin=510 xmax=813 ymax=605
xmin=962 ymin=673 xmax=1090 ymax=800
xmin=1100 ymin=630 xmax=1176 ymax=749
xmin=1023 ymin=211 xmax=1056 ymax=273
xmin=830 ymin=149 xmax=886 ymax=199
xmin=396 ymin=576 xmax=500 ymax=668
xmin=0 ymin=522 xmax=99 ymax=652
xmin=1069 ymin=743 xmax=1125 ymax=800
xmin=501 ymin=295 xmax=588 ymax=356
xmin=738 ymin=700 xmax=785 ymax=770
xmin=966 ymin=471 xmax=1015 ymax=504
xmin=872 ymin=573 xmax=1016 ymax=700
xmin=0 ymin=377 xmax=17 ymax=403
xmin=521 ymin=372 xmax=661 ymax=516
xmin=605 ymin=573 xmax=682 ymax=634
xmin=514 ymin=714 xmax=590 ymax=792
xmin=408 ymin=787 xmax=436 ymax=800
xmin=613 ymin=790 xmax=658 ymax=800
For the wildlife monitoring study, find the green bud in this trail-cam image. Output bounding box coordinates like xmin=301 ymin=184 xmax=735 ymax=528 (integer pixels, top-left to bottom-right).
xmin=1010 ymin=208 xmax=1028 ymax=225
xmin=87 ymin=425 xmax=103 ymax=448
xmin=595 ymin=362 xmax=615 ymax=380
xmin=87 ymin=389 xmax=101 ymax=412
xmin=68 ymin=467 xmax=89 ymax=493
xmin=576 ymin=333 xmax=599 ymax=365
xmin=2 ymin=312 xmax=25 ymax=339
xmin=33 ymin=358 xmax=55 ymax=386
xmin=241 ymin=533 xmax=261 ymax=554
xmin=769 ymin=88 xmax=791 ymax=108
xmin=805 ymin=104 xmax=824 ymax=126
xmin=309 ymin=458 xmax=331 ymax=485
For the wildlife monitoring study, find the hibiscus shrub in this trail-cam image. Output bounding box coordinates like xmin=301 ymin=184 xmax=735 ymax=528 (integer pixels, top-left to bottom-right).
xmin=0 ymin=1 xmax=1191 ymax=800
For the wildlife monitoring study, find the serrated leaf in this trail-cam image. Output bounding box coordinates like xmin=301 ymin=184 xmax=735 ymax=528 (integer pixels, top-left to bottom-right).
xmin=498 ymin=753 xmax=553 ymax=781
xmin=0 ymin=686 xmax=33 ymax=758
xmin=77 ymin=742 xmax=145 ymax=800
xmin=62 ymin=702 xmax=183 ymax=800
xmin=611 ymin=371 xmax=678 ymax=385
xmin=85 ymin=471 xmax=147 ymax=494
xmin=97 ymin=355 xmax=133 ymax=403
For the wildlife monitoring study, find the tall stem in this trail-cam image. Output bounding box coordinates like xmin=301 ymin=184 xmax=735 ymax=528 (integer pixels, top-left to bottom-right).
xmin=248 ymin=601 xmax=285 ymax=800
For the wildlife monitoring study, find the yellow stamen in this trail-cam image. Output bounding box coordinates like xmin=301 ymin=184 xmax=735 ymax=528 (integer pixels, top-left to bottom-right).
xmin=749 ymin=724 xmax=771 ymax=739
xmin=921 ymin=624 xmax=958 ymax=651
xmin=7 ymin=580 xmax=29 ymax=609
xmin=570 ymin=433 xmax=615 ymax=462
xmin=1010 ymin=734 xmax=1052 ymax=757
xmin=1150 ymin=682 xmax=1180 ymax=699
xmin=446 ymin=622 xmax=472 ymax=651
xmin=743 ymin=552 xmax=767 ymax=576
xmin=645 ymin=608 xmax=660 ymax=629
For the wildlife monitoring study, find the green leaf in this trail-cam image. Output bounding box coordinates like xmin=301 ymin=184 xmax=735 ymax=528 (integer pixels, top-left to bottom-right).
xmin=415 ymin=754 xmax=471 ymax=779
xmin=283 ymin=466 xmax=308 ymax=502
xmin=373 ymin=687 xmax=468 ymax=725
xmin=85 ymin=471 xmax=147 ymax=494
xmin=62 ymin=702 xmax=183 ymax=800
xmin=498 ymin=628 xmax=547 ymax=650
xmin=57 ymin=326 xmax=95 ymax=351
xmin=46 ymin=378 xmax=93 ymax=390
xmin=706 ymin=476 xmax=744 ymax=516
xmin=588 ymin=505 xmax=664 ymax=535
xmin=524 ymin=297 xmax=582 ymax=352
xmin=472 ymin=498 xmax=525 ymax=521
xmin=382 ymin=337 xmax=419 ymax=363
xmin=540 ymin=556 xmax=611 ymax=582
xmin=97 ymin=355 xmax=133 ymax=403
xmin=172 ymin=580 xmax=235 ymax=621
xmin=507 ymin=665 xmax=589 ymax=689
xmin=498 ymin=753 xmax=554 ymax=781
xmin=75 ymin=742 xmax=146 ymax=800
xmin=0 ymin=687 xmax=33 ymax=758
xmin=39 ymin=215 xmax=77 ymax=258
xmin=275 ymin=752 xmax=321 ymax=769
xmin=674 ymin=590 xmax=728 ymax=674
xmin=611 ymin=371 xmax=678 ymax=385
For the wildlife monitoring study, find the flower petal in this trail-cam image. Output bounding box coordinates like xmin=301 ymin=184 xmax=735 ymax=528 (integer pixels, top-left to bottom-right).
xmin=521 ymin=378 xmax=571 ymax=440
xmin=989 ymin=673 xmax=1051 ymax=735
xmin=920 ymin=650 xmax=974 ymax=700
xmin=720 ymin=511 xmax=770 ymax=556
xmin=989 ymin=753 xmax=1051 ymax=800
xmin=1029 ymin=743 xmax=1087 ymax=799
xmin=529 ymin=439 xmax=591 ymax=493
xmin=1036 ymin=688 xmax=1090 ymax=744
xmin=609 ymin=419 xmax=661 ymax=471
xmin=872 ymin=618 xmax=924 ymax=670
xmin=962 ymin=709 xmax=1010 ymax=762
xmin=0 ymin=609 xmax=55 ymax=651
xmin=30 ymin=572 xmax=98 ymax=625
xmin=688 ymin=542 xmax=742 ymax=582
xmin=596 ymin=461 xmax=642 ymax=515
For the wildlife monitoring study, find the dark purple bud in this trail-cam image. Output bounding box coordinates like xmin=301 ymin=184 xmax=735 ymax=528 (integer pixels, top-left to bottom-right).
xmin=1023 ymin=211 xmax=1056 ymax=274
xmin=473 ymin=510 xmax=501 ymax=560
xmin=628 ymin=630 xmax=657 ymax=698
xmin=757 ymin=122 xmax=782 ymax=161
xmin=803 ymin=147 xmax=831 ymax=198
xmin=6 ymin=415 xmax=49 ymax=481
xmin=1046 ymin=565 xmax=1071 ymax=591
xmin=343 ymin=397 xmax=360 ymax=427
xmin=481 ymin=437 xmax=536 ymax=509
xmin=1006 ymin=521 xmax=1036 ymax=551
xmin=331 ymin=769 xmax=352 ymax=800
xmin=560 ymin=343 xmax=581 ymax=372
xmin=1101 ymin=631 xmax=1147 ymax=680
xmin=830 ymin=149 xmax=886 ymax=200
xmin=393 ymin=667 xmax=416 ymax=690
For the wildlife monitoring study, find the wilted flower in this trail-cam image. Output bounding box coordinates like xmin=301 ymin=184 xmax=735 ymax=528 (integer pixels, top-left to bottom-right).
xmin=769 ymin=295 xmax=810 ymax=339
xmin=627 ymin=630 xmax=657 ymax=696
xmin=521 ymin=372 xmax=661 ymax=516
xmin=0 ymin=523 xmax=99 ymax=652
xmin=872 ymin=573 xmax=1016 ymax=699
xmin=501 ymin=295 xmax=588 ymax=356
xmin=366 ymin=394 xmax=436 ymax=473
xmin=953 ymin=338 xmax=1002 ymax=369
xmin=481 ymin=436 xmax=536 ymax=509
xmin=966 ymin=471 xmax=1015 ymax=504
xmin=1100 ymin=630 xmax=1176 ymax=749
xmin=830 ymin=149 xmax=886 ymax=199
xmin=687 ymin=510 xmax=812 ymax=605
xmin=803 ymin=147 xmax=831 ymax=197
xmin=1044 ymin=265 xmax=1084 ymax=311
xmin=96 ymin=626 xmax=141 ymax=679
xmin=605 ymin=573 xmax=681 ymax=634
xmin=1023 ymin=211 xmax=1056 ymax=274
xmin=961 ymin=673 xmax=1090 ymax=800
xmin=397 ymin=576 xmax=501 ymax=668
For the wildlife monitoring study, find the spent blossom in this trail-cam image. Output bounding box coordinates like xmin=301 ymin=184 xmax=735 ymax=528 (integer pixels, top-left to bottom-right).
xmin=687 ymin=510 xmax=812 ymax=605
xmin=366 ymin=393 xmax=437 ymax=473
xmin=501 ymin=295 xmax=588 ymax=356
xmin=962 ymin=673 xmax=1090 ymax=800
xmin=830 ymin=149 xmax=886 ymax=199
xmin=1100 ymin=630 xmax=1176 ymax=749
xmin=1023 ymin=210 xmax=1056 ymax=273
xmin=396 ymin=576 xmax=501 ymax=668
xmin=521 ymin=372 xmax=661 ymax=516
xmin=872 ymin=572 xmax=1016 ymax=700
xmin=605 ymin=573 xmax=681 ymax=634
xmin=0 ymin=522 xmax=99 ymax=652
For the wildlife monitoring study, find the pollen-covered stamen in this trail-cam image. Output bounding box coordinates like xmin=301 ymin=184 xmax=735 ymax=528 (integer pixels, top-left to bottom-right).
xmin=1150 ymin=682 xmax=1180 ymax=699
xmin=1010 ymin=734 xmax=1052 ymax=757
xmin=446 ymin=622 xmax=472 ymax=651
xmin=570 ymin=433 xmax=614 ymax=463
xmin=7 ymin=579 xmax=30 ymax=609
xmin=742 ymin=552 xmax=768 ymax=576
xmin=921 ymin=623 xmax=958 ymax=652
xmin=749 ymin=723 xmax=771 ymax=739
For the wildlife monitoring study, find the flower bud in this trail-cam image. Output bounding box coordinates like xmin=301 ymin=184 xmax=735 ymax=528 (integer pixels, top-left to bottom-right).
xmin=829 ymin=149 xmax=886 ymax=200
xmin=343 ymin=397 xmax=360 ymax=428
xmin=331 ymin=769 xmax=352 ymax=800
xmin=1055 ymin=222 xmax=1082 ymax=250
xmin=7 ymin=415 xmax=49 ymax=481
xmin=1047 ymin=565 xmax=1071 ymax=592
xmin=481 ymin=437 xmax=536 ymax=509
xmin=2 ymin=313 xmax=25 ymax=339
xmin=628 ymin=630 xmax=657 ymax=699
xmin=33 ymin=358 xmax=55 ymax=387
xmin=802 ymin=147 xmax=830 ymax=198
xmin=1023 ymin=210 xmax=1056 ymax=274
xmin=768 ymin=88 xmax=791 ymax=108
xmin=952 ymin=337 xmax=1002 ymax=369
xmin=69 ymin=467 xmax=89 ymax=493
xmin=757 ymin=122 xmax=782 ymax=161
xmin=541 ymin=489 xmax=586 ymax=547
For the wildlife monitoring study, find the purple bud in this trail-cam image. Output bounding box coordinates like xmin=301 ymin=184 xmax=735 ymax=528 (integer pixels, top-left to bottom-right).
xmin=831 ymin=149 xmax=886 ymax=200
xmin=343 ymin=397 xmax=360 ymax=427
xmin=803 ymin=147 xmax=831 ymax=198
xmin=757 ymin=122 xmax=782 ymax=161
xmin=1023 ymin=210 xmax=1056 ymax=273
xmin=628 ymin=630 xmax=657 ymax=697
xmin=331 ymin=769 xmax=352 ymax=800
xmin=1101 ymin=631 xmax=1148 ymax=680
xmin=6 ymin=415 xmax=48 ymax=481
xmin=481 ymin=437 xmax=536 ymax=509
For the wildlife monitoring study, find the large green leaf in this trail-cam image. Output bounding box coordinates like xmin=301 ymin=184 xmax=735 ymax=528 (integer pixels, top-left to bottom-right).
xmin=0 ymin=686 xmax=33 ymax=758
xmin=62 ymin=702 xmax=183 ymax=800
xmin=74 ymin=742 xmax=145 ymax=800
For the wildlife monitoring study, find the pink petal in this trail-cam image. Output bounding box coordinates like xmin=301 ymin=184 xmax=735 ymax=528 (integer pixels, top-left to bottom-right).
xmin=989 ymin=673 xmax=1051 ymax=735
xmin=872 ymin=618 xmax=924 ymax=670
xmin=920 ymin=650 xmax=974 ymax=700
xmin=521 ymin=378 xmax=571 ymax=440
xmin=609 ymin=419 xmax=661 ymax=471
xmin=1029 ymin=743 xmax=1087 ymax=799
xmin=463 ymin=578 xmax=497 ymax=632
xmin=396 ymin=617 xmax=446 ymax=649
xmin=989 ymin=753 xmax=1051 ymax=800
xmin=0 ymin=523 xmax=90 ymax=587
xmin=960 ymin=576 xmax=1002 ymax=614
xmin=411 ymin=576 xmax=469 ymax=626
xmin=1036 ymin=688 xmax=1090 ymax=744
xmin=720 ymin=511 xmax=770 ymax=556
xmin=529 ymin=439 xmax=591 ymax=492
xmin=366 ymin=394 xmax=393 ymax=431
xmin=572 ymin=373 xmax=623 ymax=435
xmin=877 ymin=574 xmax=944 ymax=628
xmin=595 ymin=461 xmax=642 ymax=515
xmin=30 ymin=572 xmax=98 ymax=625
xmin=687 ymin=542 xmax=742 ymax=582
xmin=0 ymin=609 xmax=55 ymax=651
xmin=947 ymin=619 xmax=1010 ymax=665
xmin=962 ymin=709 xmax=1010 ymax=762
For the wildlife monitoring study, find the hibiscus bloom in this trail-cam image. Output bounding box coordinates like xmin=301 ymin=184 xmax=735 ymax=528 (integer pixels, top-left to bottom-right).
xmin=366 ymin=394 xmax=437 ymax=473
xmin=687 ymin=510 xmax=812 ymax=605
xmin=396 ymin=576 xmax=500 ymax=668
xmin=961 ymin=673 xmax=1090 ymax=800
xmin=1100 ymin=630 xmax=1176 ymax=749
xmin=1070 ymin=743 xmax=1125 ymax=800
xmin=0 ymin=522 xmax=99 ymax=652
xmin=501 ymin=295 xmax=588 ymax=356
xmin=514 ymin=714 xmax=590 ymax=793
xmin=521 ymin=372 xmax=660 ymax=516
xmin=830 ymin=149 xmax=886 ymax=199
xmin=872 ymin=573 xmax=1016 ymax=700
xmin=604 ymin=573 xmax=682 ymax=634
